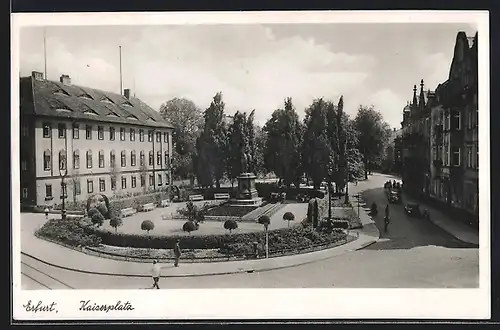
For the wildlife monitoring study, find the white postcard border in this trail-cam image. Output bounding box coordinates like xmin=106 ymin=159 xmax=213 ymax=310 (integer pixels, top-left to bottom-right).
xmin=11 ymin=10 xmax=491 ymax=320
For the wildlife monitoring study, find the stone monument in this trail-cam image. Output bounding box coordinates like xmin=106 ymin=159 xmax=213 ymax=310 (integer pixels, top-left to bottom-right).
xmin=229 ymin=115 xmax=262 ymax=206
xmin=232 ymin=153 xmax=261 ymax=205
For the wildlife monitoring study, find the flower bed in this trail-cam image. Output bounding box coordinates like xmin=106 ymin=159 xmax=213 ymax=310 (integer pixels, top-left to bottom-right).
xmin=35 ymin=218 xmax=102 ymax=247
xmin=205 ymin=205 xmax=259 ymax=217
xmin=86 ymin=233 xmax=355 ymax=263
xmin=35 ymin=215 xmax=352 ymax=261
xmin=86 ymin=221 xmax=347 ymax=250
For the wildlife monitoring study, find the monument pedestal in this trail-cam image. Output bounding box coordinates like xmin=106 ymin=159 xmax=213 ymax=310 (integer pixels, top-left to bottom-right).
xmin=229 ymin=172 xmax=262 ymax=206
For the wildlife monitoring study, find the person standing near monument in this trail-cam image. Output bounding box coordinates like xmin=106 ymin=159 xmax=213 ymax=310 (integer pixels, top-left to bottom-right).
xmin=174 ymin=239 xmax=182 ymax=267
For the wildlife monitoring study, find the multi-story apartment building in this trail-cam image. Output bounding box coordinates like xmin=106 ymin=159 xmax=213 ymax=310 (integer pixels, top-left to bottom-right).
xmin=401 ymin=31 xmax=478 ymax=222
xmin=430 ymin=31 xmax=478 ymax=218
xmin=20 ymin=71 xmax=174 ymax=207
xmin=400 ymin=80 xmax=434 ymax=197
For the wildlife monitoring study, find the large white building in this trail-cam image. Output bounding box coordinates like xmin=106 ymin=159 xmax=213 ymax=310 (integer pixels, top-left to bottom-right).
xmin=20 ymin=71 xmax=174 ymax=207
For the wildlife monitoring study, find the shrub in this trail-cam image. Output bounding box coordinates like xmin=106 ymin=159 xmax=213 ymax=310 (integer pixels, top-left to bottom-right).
xmin=258 ymin=215 xmax=271 ymax=230
xmin=177 ymin=201 xmax=209 ymax=223
xmin=36 ymin=218 xmax=101 ymax=247
xmin=223 ymin=219 xmax=238 ymax=233
xmin=87 ymin=207 xmax=100 ymax=218
xmin=317 ymin=219 xmax=335 ymax=234
xmin=86 ymin=193 xmax=110 ymax=218
xmin=109 ymin=217 xmax=123 ymax=232
xmin=97 ymin=204 xmax=108 ymax=218
xmin=91 ymin=211 xmax=105 ymax=227
xmin=141 ymin=220 xmax=155 ymax=234
xmin=283 ymin=212 xmax=295 ymax=227
xmin=183 ymin=221 xmax=197 ymax=234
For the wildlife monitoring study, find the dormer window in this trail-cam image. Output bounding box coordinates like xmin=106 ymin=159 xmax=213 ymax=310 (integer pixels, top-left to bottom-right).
xmin=100 ymin=96 xmax=114 ymax=104
xmin=79 ymin=94 xmax=94 ymax=100
xmin=55 ymin=107 xmax=72 ymax=113
xmin=53 ymin=89 xmax=71 ymax=97
xmin=122 ymin=101 xmax=134 ymax=107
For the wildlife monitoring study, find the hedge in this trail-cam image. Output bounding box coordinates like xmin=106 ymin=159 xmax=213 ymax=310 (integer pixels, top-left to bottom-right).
xmin=86 ymin=224 xmax=346 ymax=251
xmin=192 ymin=184 xmax=325 ymax=201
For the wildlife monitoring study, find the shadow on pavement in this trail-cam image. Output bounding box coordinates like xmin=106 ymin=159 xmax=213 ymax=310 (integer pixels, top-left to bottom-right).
xmin=358 ymin=187 xmax=478 ymax=251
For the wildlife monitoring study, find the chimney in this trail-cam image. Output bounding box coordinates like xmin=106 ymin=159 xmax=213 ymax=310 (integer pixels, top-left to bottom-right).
xmin=32 ymin=71 xmax=44 ymax=81
xmin=124 ymin=88 xmax=130 ymax=99
xmin=60 ymin=74 xmax=71 ymax=85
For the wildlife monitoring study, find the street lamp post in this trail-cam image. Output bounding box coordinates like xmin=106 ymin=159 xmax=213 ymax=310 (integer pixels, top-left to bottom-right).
xmin=264 ymin=224 xmax=269 ymax=259
xmin=60 ymin=158 xmax=68 ymax=220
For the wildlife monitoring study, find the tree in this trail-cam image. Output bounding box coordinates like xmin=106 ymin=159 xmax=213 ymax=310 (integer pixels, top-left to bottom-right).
xmin=91 ymin=211 xmax=105 ymax=227
xmin=110 ymin=159 xmax=120 ymax=195
xmin=263 ymin=98 xmax=303 ymax=187
xmin=224 ymin=219 xmax=238 ymax=233
xmin=253 ymin=125 xmax=268 ymax=177
xmin=69 ymin=169 xmax=81 ymax=204
xmin=346 ymin=148 xmax=365 ymax=181
xmin=159 ymin=98 xmax=203 ymax=181
xmin=226 ymin=111 xmax=247 ymax=181
xmin=177 ymin=201 xmax=207 ymax=225
xmin=141 ymin=220 xmax=155 ymax=235
xmin=109 ymin=216 xmax=123 ymax=233
xmin=353 ymin=106 xmax=392 ymax=179
xmin=258 ymin=215 xmax=271 ymax=230
xmin=283 ymin=212 xmax=295 ymax=227
xmin=139 ymin=163 xmax=148 ymax=193
xmin=302 ymin=98 xmax=332 ymax=188
xmin=182 ymin=221 xmax=197 ymax=234
xmin=195 ymin=92 xmax=228 ymax=188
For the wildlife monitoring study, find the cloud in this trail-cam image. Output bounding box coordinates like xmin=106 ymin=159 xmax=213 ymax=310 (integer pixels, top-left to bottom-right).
xmin=19 ymin=25 xmax=376 ymax=126
xmin=18 ymin=23 xmax=468 ymax=129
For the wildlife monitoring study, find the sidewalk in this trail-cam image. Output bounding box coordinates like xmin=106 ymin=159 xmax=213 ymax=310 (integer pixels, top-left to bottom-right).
xmin=402 ymin=193 xmax=479 ymax=246
xmin=20 ymin=213 xmax=379 ymax=278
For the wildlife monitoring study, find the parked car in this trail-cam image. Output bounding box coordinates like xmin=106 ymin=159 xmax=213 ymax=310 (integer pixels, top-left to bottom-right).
xmin=404 ymin=203 xmax=422 ymax=217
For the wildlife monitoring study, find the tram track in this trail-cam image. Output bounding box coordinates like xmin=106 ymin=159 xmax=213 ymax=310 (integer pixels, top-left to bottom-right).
xmin=21 ymin=254 xmax=75 ymax=290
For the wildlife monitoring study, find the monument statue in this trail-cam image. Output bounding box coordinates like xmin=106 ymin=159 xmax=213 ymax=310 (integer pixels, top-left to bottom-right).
xmin=229 ymin=111 xmax=261 ymax=206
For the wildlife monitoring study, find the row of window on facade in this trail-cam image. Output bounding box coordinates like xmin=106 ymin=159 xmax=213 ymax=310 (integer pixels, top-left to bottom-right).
xmin=39 ymin=122 xmax=170 ymax=144
xmin=41 ymin=173 xmax=170 ymax=199
xmin=40 ymin=149 xmax=170 ymax=172
xmin=431 ymin=144 xmax=479 ymax=168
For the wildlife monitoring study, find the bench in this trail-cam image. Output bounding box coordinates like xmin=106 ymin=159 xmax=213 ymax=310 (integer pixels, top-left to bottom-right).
xmin=189 ymin=194 xmax=204 ymax=202
xmin=214 ymin=193 xmax=230 ymax=200
xmin=121 ymin=207 xmax=137 ymax=217
xmin=142 ymin=203 xmax=155 ymax=212
xmin=160 ymin=199 xmax=171 ymax=207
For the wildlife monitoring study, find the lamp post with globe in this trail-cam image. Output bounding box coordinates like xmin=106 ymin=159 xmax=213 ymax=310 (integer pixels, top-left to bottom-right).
xmin=59 ymin=156 xmax=68 ymax=220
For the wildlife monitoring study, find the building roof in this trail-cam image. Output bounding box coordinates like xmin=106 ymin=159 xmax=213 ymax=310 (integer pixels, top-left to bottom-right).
xmin=20 ymin=73 xmax=174 ymax=129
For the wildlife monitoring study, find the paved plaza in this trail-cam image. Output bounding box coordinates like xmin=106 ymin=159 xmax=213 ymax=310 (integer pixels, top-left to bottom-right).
xmin=20 ymin=174 xmax=479 ymax=289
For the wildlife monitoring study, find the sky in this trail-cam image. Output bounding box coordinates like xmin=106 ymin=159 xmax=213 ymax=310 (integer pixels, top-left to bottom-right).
xmin=19 ymin=23 xmax=477 ymax=128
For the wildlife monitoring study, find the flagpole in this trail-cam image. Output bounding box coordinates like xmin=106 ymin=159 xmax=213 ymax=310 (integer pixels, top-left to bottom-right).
xmin=44 ymin=28 xmax=47 ymax=79
xmin=119 ymin=45 xmax=123 ymax=95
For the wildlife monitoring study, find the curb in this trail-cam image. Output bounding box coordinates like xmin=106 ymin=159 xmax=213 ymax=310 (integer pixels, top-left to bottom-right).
xmin=354 ymin=239 xmax=377 ymax=250
xmin=22 ymin=234 xmax=368 ymax=279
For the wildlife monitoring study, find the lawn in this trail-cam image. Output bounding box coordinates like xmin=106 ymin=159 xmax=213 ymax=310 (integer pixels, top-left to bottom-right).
xmin=100 ymin=215 xmax=294 ymax=236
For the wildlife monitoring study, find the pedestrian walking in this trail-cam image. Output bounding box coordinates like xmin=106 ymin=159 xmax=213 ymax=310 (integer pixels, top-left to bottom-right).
xmin=44 ymin=206 xmax=49 ymax=219
xmin=151 ymin=260 xmax=161 ymax=289
xmin=385 ymin=204 xmax=390 ymax=218
xmin=174 ymin=239 xmax=181 ymax=267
